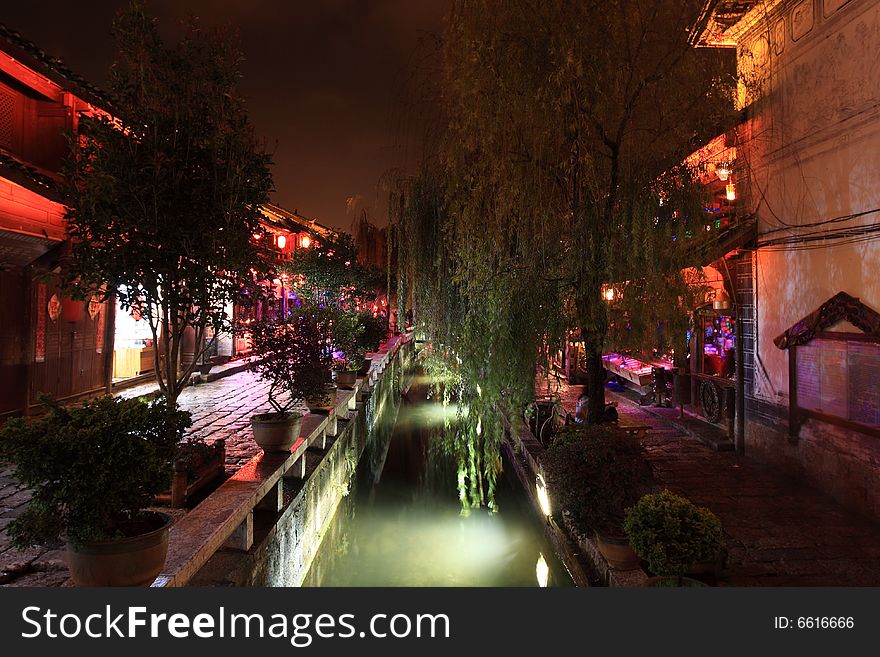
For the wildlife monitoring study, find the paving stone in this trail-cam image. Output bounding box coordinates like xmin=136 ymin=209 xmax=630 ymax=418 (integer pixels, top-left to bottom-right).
xmin=541 ymin=376 xmax=880 ymax=586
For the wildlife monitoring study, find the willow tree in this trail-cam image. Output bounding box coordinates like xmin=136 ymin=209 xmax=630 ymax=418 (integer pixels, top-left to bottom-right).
xmin=63 ymin=3 xmax=273 ymax=417
xmin=440 ymin=0 xmax=736 ymax=421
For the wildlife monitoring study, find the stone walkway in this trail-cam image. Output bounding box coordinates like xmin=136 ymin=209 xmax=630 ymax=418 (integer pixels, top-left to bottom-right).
xmin=1 ymin=341 xmax=398 ymax=586
xmin=547 ymin=377 xmax=880 ymax=586
xmin=0 ymin=370 xmax=277 ymax=585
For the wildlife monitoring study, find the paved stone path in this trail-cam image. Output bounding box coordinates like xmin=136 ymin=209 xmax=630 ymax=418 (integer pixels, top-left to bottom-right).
xmin=0 ymin=368 xmax=289 ymax=585
xmin=1 ymin=340 xmax=398 ymax=586
xmin=547 ymin=377 xmax=880 ymax=586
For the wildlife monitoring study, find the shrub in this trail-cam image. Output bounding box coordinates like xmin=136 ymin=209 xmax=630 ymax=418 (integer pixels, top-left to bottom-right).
xmin=623 ymin=489 xmax=724 ymax=578
xmin=357 ymin=310 xmax=387 ymax=352
xmin=541 ymin=424 xmax=653 ymax=534
xmin=331 ymin=308 xmax=365 ymax=370
xmin=248 ymin=301 xmax=334 ymax=412
xmin=0 ymin=396 xmax=190 ymax=547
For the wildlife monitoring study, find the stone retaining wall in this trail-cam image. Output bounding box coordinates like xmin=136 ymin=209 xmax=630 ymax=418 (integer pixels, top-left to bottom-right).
xmin=190 ymin=339 xmax=412 ymax=586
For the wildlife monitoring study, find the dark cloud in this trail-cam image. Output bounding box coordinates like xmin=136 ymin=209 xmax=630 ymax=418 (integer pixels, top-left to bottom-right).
xmin=2 ymin=0 xmax=448 ymax=229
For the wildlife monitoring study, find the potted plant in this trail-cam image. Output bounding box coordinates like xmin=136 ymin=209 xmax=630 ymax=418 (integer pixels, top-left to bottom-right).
xmin=0 ymin=395 xmax=189 ymax=586
xmin=248 ymin=303 xmax=333 ymax=451
xmin=357 ymin=310 xmax=387 ymax=356
xmin=330 ymin=308 xmax=365 ymax=390
xmin=541 ymin=424 xmax=653 ymax=569
xmin=623 ymin=489 xmax=724 ymax=586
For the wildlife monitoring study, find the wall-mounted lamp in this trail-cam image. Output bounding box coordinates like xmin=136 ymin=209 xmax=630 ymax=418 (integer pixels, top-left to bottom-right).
xmin=536 ymin=473 xmax=552 ymax=517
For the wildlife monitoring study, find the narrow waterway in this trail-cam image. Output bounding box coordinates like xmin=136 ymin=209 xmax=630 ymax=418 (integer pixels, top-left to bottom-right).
xmin=303 ymin=374 xmax=572 ymax=587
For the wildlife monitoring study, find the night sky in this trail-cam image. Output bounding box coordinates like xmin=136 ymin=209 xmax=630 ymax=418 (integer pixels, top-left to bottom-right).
xmin=2 ymin=0 xmax=449 ymax=230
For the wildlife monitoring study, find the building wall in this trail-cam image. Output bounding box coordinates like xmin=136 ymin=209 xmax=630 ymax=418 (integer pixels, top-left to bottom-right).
xmin=737 ymin=0 xmax=880 ymax=518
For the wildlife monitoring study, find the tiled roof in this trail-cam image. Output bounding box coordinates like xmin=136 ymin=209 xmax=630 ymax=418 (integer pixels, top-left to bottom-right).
xmin=0 ymin=150 xmax=64 ymax=201
xmin=713 ymin=1 xmax=761 ymax=30
xmin=0 ymin=23 xmax=112 ymax=108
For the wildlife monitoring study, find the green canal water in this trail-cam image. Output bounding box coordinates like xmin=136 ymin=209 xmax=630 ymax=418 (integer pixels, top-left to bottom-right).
xmin=303 ymin=374 xmax=572 ymax=587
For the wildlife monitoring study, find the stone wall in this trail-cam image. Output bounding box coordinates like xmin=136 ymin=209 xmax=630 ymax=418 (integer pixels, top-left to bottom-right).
xmin=191 ymin=339 xmax=412 ymax=586
xmin=747 ymin=417 xmax=880 ymax=519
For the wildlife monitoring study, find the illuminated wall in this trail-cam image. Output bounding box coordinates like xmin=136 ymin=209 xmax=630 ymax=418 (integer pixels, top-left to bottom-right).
xmin=736 ymin=0 xmax=880 ymax=517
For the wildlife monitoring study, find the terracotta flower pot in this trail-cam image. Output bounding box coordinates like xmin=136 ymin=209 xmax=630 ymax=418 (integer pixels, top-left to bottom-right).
xmin=595 ymin=531 xmax=641 ymax=570
xmin=65 ymin=511 xmax=172 ymax=587
xmin=251 ymin=411 xmax=304 ymax=452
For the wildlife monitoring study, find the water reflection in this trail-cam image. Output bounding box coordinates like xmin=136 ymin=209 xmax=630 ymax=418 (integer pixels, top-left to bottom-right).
xmin=303 ymin=373 xmax=571 ymax=587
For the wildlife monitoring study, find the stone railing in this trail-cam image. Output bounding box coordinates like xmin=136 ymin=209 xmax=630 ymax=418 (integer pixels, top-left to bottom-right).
xmin=152 ymin=333 xmax=411 ymax=587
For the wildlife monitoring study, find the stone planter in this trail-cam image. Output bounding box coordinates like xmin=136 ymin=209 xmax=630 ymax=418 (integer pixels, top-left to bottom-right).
xmin=595 ymin=531 xmax=641 ymax=570
xmin=306 ymin=385 xmax=338 ymax=413
xmin=357 ymin=357 xmax=372 ymax=376
xmin=334 ymin=369 xmax=358 ymax=390
xmin=251 ymin=411 xmax=304 ymax=452
xmin=66 ymin=511 xmax=172 ymax=587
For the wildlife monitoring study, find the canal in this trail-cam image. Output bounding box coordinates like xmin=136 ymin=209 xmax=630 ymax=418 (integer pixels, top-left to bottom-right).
xmin=302 ymin=372 xmax=572 ymax=587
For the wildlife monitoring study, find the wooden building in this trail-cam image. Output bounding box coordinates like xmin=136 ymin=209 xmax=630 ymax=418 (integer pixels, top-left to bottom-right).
xmin=0 ymin=24 xmax=114 ymax=417
xmin=0 ymin=25 xmax=339 ymax=416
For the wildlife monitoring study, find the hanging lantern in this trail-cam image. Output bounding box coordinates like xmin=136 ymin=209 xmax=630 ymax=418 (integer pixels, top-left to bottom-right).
xmin=276 ymin=234 xmax=287 ymax=249
xmin=713 ymin=289 xmax=732 ymax=311
xmin=726 ymin=182 xmax=736 ymax=201
xmin=716 ymin=162 xmax=731 ymax=181
xmin=47 ymin=294 xmax=62 ymax=322
xmin=300 ymin=234 xmax=311 ymax=249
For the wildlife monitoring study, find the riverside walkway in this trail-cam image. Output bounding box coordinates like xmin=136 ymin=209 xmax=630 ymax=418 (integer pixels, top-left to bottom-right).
xmin=545 ymin=377 xmax=880 ymax=586
xmin=1 ymin=340 xmax=400 ymax=586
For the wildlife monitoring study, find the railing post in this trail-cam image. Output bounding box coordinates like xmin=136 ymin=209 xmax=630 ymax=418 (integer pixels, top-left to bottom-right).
xmin=223 ymin=511 xmax=253 ymax=551
xmin=256 ymin=480 xmax=283 ymax=513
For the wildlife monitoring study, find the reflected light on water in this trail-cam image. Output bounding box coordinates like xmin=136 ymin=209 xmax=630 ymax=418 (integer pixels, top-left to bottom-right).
xmin=392 ymin=402 xmax=469 ymax=430
xmin=536 ymin=553 xmax=549 ymax=588
xmin=332 ymin=507 xmax=529 ymax=586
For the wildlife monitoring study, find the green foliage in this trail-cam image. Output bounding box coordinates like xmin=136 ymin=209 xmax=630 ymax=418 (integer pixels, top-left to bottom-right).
xmin=282 ymin=231 xmax=379 ymax=307
xmin=0 ymin=396 xmax=190 ymax=547
xmin=248 ymin=301 xmax=334 ymax=412
xmin=330 ymin=308 xmax=365 ymax=370
xmin=175 ymin=438 xmax=223 ymax=478
xmin=357 ymin=311 xmax=387 ymax=353
xmin=623 ymin=489 xmax=724 ymax=577
xmin=541 ymin=425 xmax=653 ymax=534
xmin=62 ymin=2 xmax=274 ymax=406
xmin=395 ymin=0 xmax=738 ymax=422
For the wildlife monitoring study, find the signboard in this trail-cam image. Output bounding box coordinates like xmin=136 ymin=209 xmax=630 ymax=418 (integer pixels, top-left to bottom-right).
xmin=797 ymin=338 xmax=880 ymax=429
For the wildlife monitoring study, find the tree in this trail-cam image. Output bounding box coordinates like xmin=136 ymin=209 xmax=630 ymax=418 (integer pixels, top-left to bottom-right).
xmin=63 ymin=2 xmax=274 ymax=417
xmin=282 ymin=231 xmax=382 ymax=308
xmin=410 ymin=0 xmax=736 ymax=421
xmin=248 ymin=302 xmax=334 ymax=413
